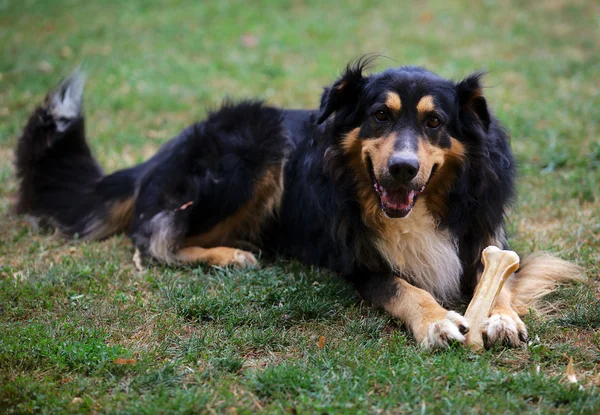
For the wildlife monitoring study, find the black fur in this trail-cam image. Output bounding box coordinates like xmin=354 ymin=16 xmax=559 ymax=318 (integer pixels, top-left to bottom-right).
xmin=128 ymin=102 xmax=289 ymax=259
xmin=15 ymin=62 xmax=515 ymax=307
xmin=14 ymin=74 xmax=136 ymax=238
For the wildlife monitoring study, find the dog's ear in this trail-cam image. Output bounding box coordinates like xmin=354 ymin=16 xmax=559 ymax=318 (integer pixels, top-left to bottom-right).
xmin=317 ymin=57 xmax=373 ymax=124
xmin=456 ymin=72 xmax=491 ymax=132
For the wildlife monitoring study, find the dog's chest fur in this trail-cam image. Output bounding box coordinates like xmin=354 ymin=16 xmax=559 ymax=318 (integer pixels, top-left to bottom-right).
xmin=370 ymin=199 xmax=463 ymax=304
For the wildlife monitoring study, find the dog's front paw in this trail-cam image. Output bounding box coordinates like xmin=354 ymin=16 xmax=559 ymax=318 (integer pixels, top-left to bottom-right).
xmin=421 ymin=311 xmax=470 ymax=350
xmin=482 ymin=313 xmax=527 ymax=348
xmin=231 ymin=249 xmax=258 ymax=269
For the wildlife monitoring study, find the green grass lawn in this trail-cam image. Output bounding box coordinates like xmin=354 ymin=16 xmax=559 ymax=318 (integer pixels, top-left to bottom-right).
xmin=1 ymin=0 xmax=599 ymax=413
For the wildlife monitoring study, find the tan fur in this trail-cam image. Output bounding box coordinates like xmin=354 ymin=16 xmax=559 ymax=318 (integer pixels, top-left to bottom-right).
xmin=488 ymin=286 xmax=525 ymax=339
xmin=385 ymin=92 xmax=402 ymax=113
xmin=176 ymin=246 xmax=256 ymax=268
xmin=341 ymin=129 xmax=464 ymax=304
xmin=383 ymin=279 xmax=450 ymax=342
xmin=146 ymin=164 xmax=283 ymax=264
xmin=107 ymin=197 xmax=135 ymax=233
xmin=80 ymin=196 xmax=135 ymax=240
xmin=509 ymin=253 xmax=585 ymax=315
xmin=416 ymin=95 xmax=435 ymax=115
xmin=341 ymin=127 xmax=382 ymax=224
xmin=490 ymin=289 xmax=518 ymax=316
xmin=420 ymin=139 xmax=466 ymax=218
xmin=184 ymin=163 xmax=284 ymax=248
xmin=342 ymin=129 xmax=466 ymax=224
xmin=363 ymin=135 xmax=396 ymax=182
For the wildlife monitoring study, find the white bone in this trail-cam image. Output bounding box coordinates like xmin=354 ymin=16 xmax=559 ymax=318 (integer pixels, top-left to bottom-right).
xmin=464 ymin=246 xmax=520 ymax=349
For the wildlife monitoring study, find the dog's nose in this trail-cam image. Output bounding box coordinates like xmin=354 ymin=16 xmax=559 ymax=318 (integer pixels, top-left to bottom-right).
xmin=388 ymin=153 xmax=420 ymax=183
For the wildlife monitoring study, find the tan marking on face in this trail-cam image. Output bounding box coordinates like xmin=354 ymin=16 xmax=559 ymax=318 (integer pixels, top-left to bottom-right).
xmin=416 ymin=95 xmax=435 ymax=115
xmin=416 ymin=140 xmax=446 ymax=184
xmin=361 ymin=133 xmax=396 ymax=182
xmin=421 ymin=138 xmax=466 ymax=218
xmin=343 ymin=127 xmax=467 ymax=223
xmin=341 ymin=128 xmax=388 ymax=226
xmin=341 ymin=128 xmax=404 ymax=224
xmin=385 ymin=92 xmax=401 ymax=113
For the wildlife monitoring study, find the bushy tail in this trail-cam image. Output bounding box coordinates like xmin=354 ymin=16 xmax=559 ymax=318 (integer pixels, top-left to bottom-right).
xmin=510 ymin=253 xmax=586 ymax=315
xmin=14 ymin=71 xmax=137 ymax=240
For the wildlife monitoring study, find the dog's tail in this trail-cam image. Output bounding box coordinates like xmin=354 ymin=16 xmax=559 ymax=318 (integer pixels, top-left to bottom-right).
xmin=14 ymin=71 xmax=137 ymax=240
xmin=509 ymin=253 xmax=585 ymax=315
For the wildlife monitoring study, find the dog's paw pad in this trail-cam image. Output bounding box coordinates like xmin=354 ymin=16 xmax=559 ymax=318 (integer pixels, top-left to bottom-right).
xmin=482 ymin=314 xmax=528 ymax=348
xmin=422 ymin=312 xmax=468 ymax=349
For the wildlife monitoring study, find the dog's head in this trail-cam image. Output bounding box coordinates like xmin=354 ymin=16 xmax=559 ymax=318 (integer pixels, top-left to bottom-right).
xmin=319 ymin=58 xmax=491 ymax=219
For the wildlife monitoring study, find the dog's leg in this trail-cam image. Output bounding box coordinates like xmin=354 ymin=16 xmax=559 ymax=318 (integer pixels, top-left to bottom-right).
xmin=175 ymin=246 xmax=257 ymax=268
xmin=129 ymin=161 xmax=284 ymax=268
xmin=356 ymin=276 xmax=469 ymax=349
xmin=482 ymin=283 xmax=528 ymax=348
xmin=129 ymin=206 xmax=259 ymax=268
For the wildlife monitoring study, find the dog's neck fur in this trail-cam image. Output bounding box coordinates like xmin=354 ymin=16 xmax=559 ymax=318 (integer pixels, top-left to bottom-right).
xmin=367 ymin=198 xmax=463 ymax=305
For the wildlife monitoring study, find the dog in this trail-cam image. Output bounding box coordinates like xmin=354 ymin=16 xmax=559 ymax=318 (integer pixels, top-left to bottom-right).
xmin=14 ymin=57 xmax=583 ymax=349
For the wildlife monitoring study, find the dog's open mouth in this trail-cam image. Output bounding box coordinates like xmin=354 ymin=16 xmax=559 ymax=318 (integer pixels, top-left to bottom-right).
xmin=374 ymin=181 xmax=424 ymax=218
xmin=367 ymin=158 xmax=436 ymax=219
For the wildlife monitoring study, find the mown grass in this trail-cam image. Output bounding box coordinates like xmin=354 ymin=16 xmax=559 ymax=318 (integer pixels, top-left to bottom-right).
xmin=1 ymin=0 xmax=599 ymax=413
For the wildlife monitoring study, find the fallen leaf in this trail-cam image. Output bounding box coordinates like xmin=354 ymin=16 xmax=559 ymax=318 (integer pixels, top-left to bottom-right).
xmin=39 ymin=61 xmax=53 ymax=73
xmin=60 ymin=45 xmax=73 ymax=59
xmin=70 ymin=397 xmax=83 ymax=405
xmin=317 ymin=335 xmax=325 ymax=349
xmin=419 ymin=11 xmax=432 ymax=23
xmin=241 ymin=33 xmax=259 ymax=48
xmin=566 ymin=357 xmax=577 ymax=383
xmin=113 ymin=358 xmax=137 ymax=365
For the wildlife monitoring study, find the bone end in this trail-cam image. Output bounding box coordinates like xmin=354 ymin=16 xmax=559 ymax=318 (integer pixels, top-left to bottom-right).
xmin=464 ymin=245 xmax=521 ymax=350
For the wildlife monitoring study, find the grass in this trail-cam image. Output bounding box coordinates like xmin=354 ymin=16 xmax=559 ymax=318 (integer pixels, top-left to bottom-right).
xmin=1 ymin=0 xmax=599 ymax=413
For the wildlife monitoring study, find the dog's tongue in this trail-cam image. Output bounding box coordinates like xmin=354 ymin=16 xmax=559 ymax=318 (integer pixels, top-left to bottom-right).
xmin=381 ymin=189 xmax=415 ymax=211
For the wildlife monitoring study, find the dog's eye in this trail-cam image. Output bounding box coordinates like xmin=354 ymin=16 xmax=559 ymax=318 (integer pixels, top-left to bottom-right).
xmin=374 ymin=110 xmax=389 ymax=122
xmin=426 ymin=117 xmax=441 ymax=129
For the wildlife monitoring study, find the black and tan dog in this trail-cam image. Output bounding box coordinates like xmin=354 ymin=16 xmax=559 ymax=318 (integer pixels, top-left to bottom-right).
xmin=14 ymin=58 xmax=582 ymax=349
